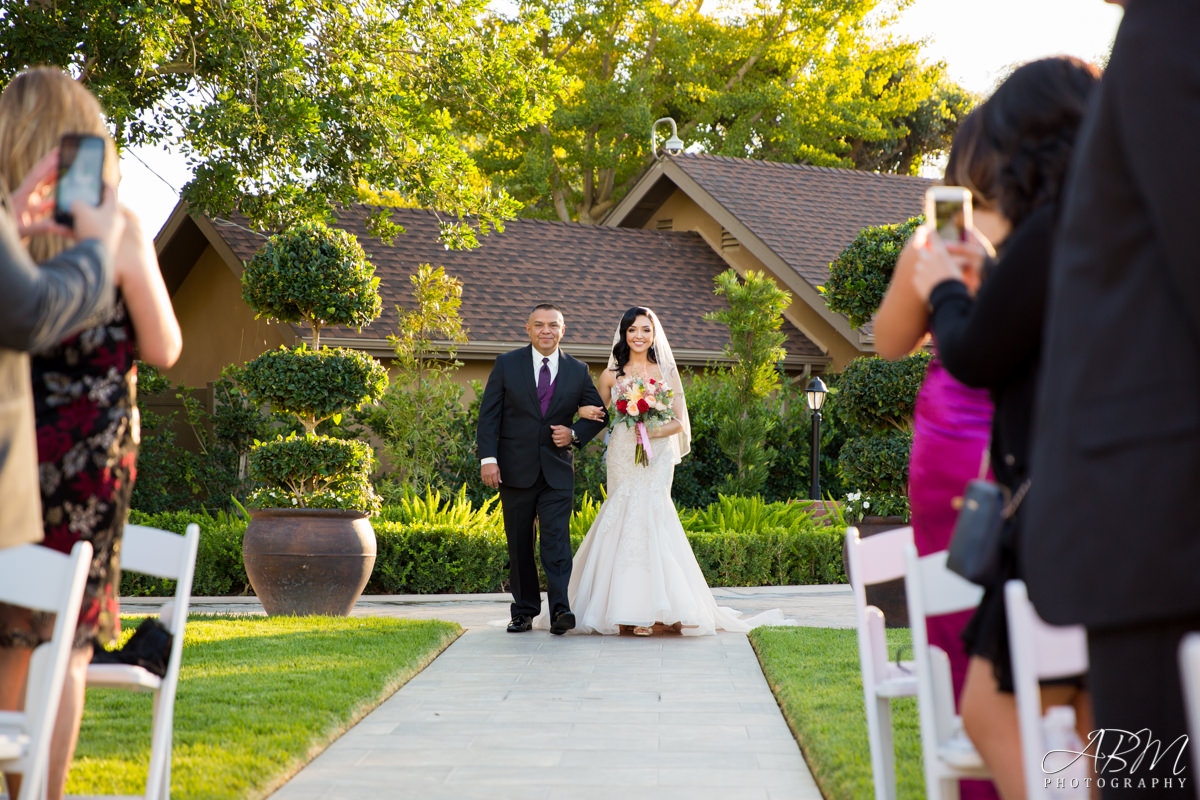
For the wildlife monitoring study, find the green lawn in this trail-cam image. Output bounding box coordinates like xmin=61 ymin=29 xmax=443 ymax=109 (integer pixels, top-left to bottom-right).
xmin=750 ymin=626 xmax=925 ymax=799
xmin=67 ymin=615 xmax=460 ymax=800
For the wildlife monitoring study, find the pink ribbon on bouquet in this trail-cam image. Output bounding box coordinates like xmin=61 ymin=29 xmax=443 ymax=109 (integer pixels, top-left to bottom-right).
xmin=636 ymin=421 xmax=654 ymax=460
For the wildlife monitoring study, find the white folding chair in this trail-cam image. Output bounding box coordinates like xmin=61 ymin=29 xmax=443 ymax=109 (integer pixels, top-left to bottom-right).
xmin=86 ymin=523 xmax=198 ymax=800
xmin=903 ymin=544 xmax=990 ymax=800
xmin=846 ymin=525 xmax=917 ymax=800
xmin=1004 ymin=579 xmax=1089 ymax=799
xmin=1180 ymin=632 xmax=1200 ymax=800
xmin=0 ymin=540 xmax=93 ymax=800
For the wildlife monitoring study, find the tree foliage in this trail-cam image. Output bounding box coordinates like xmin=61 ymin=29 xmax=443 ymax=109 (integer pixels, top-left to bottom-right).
xmin=0 ymin=0 xmax=565 ymax=239
xmin=703 ymin=269 xmax=791 ymax=496
xmin=479 ymin=0 xmax=973 ymax=222
xmin=357 ymin=265 xmax=472 ymax=494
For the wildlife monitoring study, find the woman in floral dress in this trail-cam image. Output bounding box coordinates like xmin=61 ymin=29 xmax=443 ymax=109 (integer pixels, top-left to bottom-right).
xmin=0 ymin=68 xmax=181 ymax=800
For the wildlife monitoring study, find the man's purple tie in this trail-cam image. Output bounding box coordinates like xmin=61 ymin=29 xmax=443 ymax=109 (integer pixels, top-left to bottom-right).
xmin=537 ymin=357 xmax=553 ymax=416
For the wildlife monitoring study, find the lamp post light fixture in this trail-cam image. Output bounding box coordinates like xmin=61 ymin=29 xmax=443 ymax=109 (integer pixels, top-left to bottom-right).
xmin=805 ymin=376 xmax=828 ymax=501
xmin=651 ymin=117 xmax=685 ymax=158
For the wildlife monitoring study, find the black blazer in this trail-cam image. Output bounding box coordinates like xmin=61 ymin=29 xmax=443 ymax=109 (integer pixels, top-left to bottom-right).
xmin=1025 ymin=0 xmax=1200 ymax=629
xmin=476 ymin=346 xmax=606 ymax=490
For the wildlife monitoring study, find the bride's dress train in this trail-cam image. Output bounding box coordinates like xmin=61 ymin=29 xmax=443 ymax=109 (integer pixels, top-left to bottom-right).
xmin=536 ymin=423 xmax=791 ymax=635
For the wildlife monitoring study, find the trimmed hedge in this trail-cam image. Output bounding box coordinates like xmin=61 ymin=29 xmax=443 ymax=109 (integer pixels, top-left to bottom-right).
xmin=125 ymin=501 xmax=847 ymax=597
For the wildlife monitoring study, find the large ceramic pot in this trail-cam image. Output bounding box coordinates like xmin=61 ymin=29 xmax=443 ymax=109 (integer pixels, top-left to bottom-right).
xmin=844 ymin=515 xmax=909 ymax=628
xmin=243 ymin=508 xmax=377 ymax=616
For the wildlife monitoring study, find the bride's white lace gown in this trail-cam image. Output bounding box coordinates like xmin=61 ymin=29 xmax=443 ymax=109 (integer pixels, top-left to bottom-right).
xmin=562 ymin=421 xmax=789 ymax=635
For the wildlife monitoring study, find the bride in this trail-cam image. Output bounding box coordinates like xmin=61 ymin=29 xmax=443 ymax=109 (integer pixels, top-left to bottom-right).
xmin=538 ymin=306 xmax=789 ymax=636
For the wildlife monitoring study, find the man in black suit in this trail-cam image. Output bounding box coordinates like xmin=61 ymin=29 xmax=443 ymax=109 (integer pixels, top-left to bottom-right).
xmin=477 ymin=304 xmax=606 ymax=634
xmin=1025 ymin=1 xmax=1199 ymax=792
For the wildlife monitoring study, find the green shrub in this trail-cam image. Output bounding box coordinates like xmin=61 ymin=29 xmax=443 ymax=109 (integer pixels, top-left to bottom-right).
xmin=837 ymin=428 xmax=913 ymax=500
xmin=241 ymin=346 xmax=388 ymax=425
xmin=833 ymin=353 xmax=931 ymax=432
xmin=122 ymin=496 xmax=849 ymax=597
xmin=242 ymin=221 xmax=382 ymax=335
xmin=124 ymin=510 xmax=250 ymax=597
xmin=248 ymin=434 xmax=381 ymax=514
xmin=821 ymin=216 xmax=922 ymax=329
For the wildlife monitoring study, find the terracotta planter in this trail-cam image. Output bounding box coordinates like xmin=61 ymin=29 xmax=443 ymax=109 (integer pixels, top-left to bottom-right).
xmin=844 ymin=515 xmax=910 ymax=628
xmin=243 ymin=508 xmax=377 ymax=616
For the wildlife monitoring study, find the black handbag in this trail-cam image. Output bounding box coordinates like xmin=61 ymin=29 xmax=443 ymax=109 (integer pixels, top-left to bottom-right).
xmin=946 ymin=479 xmax=1009 ymax=585
xmin=946 ymin=446 xmax=1031 ymax=586
xmin=91 ymin=617 xmax=173 ymax=677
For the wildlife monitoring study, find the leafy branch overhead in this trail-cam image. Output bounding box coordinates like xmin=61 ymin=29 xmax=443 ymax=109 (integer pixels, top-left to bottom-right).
xmin=0 ymin=0 xmax=566 ymax=239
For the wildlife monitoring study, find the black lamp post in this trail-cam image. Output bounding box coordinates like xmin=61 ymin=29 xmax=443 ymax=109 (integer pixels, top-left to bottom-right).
xmin=805 ymin=377 xmax=828 ymax=501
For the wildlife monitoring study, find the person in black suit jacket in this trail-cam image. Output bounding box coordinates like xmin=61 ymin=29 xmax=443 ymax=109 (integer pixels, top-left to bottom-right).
xmin=1026 ymin=2 xmax=1200 ymax=793
xmin=477 ymin=304 xmax=606 ymax=634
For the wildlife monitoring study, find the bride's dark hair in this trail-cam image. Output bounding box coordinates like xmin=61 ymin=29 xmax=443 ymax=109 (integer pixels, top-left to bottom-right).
xmin=612 ymin=307 xmax=657 ymax=377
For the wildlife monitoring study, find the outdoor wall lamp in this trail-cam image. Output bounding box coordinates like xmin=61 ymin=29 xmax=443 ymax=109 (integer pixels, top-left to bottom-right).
xmin=651 ymin=117 xmax=685 ymax=157
xmin=805 ymin=376 xmax=828 ymax=500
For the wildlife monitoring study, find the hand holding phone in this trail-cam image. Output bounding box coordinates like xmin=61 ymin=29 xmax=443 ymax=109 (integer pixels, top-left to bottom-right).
xmin=924 ymin=185 xmax=973 ymax=243
xmin=54 ymin=133 xmax=106 ymax=227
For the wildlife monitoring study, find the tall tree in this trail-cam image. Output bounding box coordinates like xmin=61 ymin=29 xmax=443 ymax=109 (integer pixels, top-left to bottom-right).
xmin=0 ymin=0 xmax=566 ymax=241
xmin=478 ymin=0 xmax=971 ymax=223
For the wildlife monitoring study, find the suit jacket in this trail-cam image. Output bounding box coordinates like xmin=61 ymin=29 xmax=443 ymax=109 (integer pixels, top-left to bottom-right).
xmin=0 ymin=213 xmax=112 ymax=549
xmin=476 ymin=345 xmax=606 ymax=490
xmin=1025 ymin=0 xmax=1200 ymax=628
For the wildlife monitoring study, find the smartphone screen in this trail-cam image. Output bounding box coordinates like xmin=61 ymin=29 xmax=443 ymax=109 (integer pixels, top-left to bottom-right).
xmin=925 ymin=186 xmax=973 ymax=243
xmin=54 ymin=134 xmax=106 ymax=226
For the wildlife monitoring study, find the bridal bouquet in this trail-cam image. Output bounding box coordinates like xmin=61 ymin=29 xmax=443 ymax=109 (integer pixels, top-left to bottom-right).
xmin=612 ymin=376 xmax=675 ymax=466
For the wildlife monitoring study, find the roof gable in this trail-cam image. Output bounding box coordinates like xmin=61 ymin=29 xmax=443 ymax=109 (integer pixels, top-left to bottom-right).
xmin=166 ymin=203 xmax=824 ymax=364
xmin=610 ymin=153 xmax=931 ymax=292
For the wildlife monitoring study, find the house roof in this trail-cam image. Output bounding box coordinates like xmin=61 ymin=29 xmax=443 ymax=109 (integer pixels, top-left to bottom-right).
xmin=165 ymin=203 xmax=826 ymax=367
xmin=606 ymin=153 xmax=933 ymax=341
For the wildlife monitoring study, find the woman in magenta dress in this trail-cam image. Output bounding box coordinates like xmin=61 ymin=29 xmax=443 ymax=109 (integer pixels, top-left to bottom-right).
xmin=873 ymin=109 xmax=999 ymax=800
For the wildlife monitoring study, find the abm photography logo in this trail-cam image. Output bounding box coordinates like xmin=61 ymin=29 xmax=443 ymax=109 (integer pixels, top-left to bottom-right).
xmin=1043 ymin=728 xmax=1189 ymax=792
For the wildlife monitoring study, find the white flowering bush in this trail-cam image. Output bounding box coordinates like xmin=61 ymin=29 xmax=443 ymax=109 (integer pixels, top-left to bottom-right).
xmin=842 ymin=490 xmax=908 ymax=523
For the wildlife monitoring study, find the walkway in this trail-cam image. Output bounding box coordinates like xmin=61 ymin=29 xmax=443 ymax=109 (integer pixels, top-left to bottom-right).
xmin=127 ymin=586 xmax=856 ymax=800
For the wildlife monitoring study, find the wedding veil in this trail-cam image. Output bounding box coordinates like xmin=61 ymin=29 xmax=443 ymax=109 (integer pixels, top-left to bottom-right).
xmin=606 ymin=308 xmax=692 ymax=463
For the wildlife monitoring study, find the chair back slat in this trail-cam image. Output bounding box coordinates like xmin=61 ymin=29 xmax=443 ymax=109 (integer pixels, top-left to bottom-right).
xmin=848 ymin=526 xmax=913 ymax=587
xmin=119 ymin=525 xmax=191 ymax=579
xmin=0 ymin=545 xmax=87 ymax=613
xmin=912 ymin=550 xmax=983 ymax=617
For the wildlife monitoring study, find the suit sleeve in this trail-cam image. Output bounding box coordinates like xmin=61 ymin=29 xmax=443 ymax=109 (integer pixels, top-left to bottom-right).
xmin=571 ymin=364 xmax=607 ymax=446
xmin=1114 ymin=2 xmax=1200 ymax=341
xmin=928 ymin=206 xmax=1054 ymax=389
xmin=476 ymin=356 xmax=505 ymax=461
xmin=0 ymin=211 xmax=113 ymax=352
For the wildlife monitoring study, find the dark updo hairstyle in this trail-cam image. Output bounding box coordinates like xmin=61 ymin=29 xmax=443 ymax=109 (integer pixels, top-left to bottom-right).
xmin=611 ymin=306 xmax=656 ymax=378
xmin=949 ymin=56 xmax=1100 ymax=228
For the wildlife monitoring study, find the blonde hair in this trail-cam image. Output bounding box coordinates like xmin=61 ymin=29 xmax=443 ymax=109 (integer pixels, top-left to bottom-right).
xmin=0 ymin=67 xmax=120 ymax=260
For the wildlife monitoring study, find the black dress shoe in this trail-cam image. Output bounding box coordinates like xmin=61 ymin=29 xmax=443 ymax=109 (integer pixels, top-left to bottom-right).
xmin=507 ymin=615 xmax=533 ymax=633
xmin=550 ymin=610 xmax=576 ymax=636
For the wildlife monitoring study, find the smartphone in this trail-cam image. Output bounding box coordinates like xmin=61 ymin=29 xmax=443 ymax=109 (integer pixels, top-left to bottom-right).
xmin=54 ymin=134 xmax=106 ymax=227
xmin=924 ymin=185 xmax=973 ymax=243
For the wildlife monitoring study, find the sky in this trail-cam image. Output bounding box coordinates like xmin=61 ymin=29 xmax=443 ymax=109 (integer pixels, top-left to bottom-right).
xmin=120 ymin=0 xmax=1125 ymax=236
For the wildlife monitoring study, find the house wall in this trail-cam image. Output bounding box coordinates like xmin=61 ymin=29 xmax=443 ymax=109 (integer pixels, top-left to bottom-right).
xmin=635 ymin=190 xmax=869 ymax=371
xmin=165 ymin=245 xmax=291 ymax=388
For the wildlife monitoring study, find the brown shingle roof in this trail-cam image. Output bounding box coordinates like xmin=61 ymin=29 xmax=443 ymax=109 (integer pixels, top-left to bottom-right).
xmin=212 ymin=205 xmax=824 ymax=363
xmin=666 ymin=154 xmax=931 ymax=290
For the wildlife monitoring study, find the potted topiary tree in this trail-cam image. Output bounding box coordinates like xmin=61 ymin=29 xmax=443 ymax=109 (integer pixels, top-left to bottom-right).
xmin=238 ymin=220 xmax=389 ymax=616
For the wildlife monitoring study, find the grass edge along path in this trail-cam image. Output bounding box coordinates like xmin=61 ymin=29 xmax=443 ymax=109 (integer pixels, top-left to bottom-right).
xmin=67 ymin=615 xmax=461 ymax=800
xmin=750 ymin=625 xmax=925 ymax=799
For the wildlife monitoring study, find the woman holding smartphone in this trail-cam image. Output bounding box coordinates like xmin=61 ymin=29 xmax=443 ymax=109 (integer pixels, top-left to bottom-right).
xmin=909 ymin=57 xmax=1099 ymax=797
xmin=0 ymin=67 xmax=180 ymax=800
xmin=873 ymin=113 xmax=1000 ymax=800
